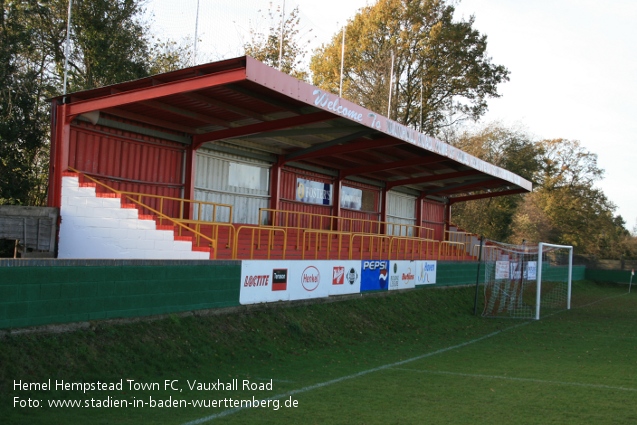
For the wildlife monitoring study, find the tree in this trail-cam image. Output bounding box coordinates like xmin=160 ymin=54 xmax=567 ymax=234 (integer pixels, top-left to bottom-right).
xmin=0 ymin=0 xmax=50 ymax=206
xmin=243 ymin=3 xmax=313 ymax=81
xmin=448 ymin=130 xmax=631 ymax=258
xmin=0 ymin=0 xmax=190 ymax=211
xmin=510 ymin=139 xmax=628 ymax=257
xmin=448 ymin=124 xmax=541 ymax=241
xmin=310 ymin=0 xmax=509 ymax=137
xmin=148 ymin=37 xmax=195 ymax=75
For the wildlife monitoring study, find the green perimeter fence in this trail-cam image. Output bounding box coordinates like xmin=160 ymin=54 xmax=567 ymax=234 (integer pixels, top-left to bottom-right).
xmin=0 ymin=260 xmax=593 ymax=330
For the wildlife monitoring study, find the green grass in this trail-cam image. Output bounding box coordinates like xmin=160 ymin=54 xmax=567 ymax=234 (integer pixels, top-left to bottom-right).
xmin=1 ymin=281 xmax=635 ymax=424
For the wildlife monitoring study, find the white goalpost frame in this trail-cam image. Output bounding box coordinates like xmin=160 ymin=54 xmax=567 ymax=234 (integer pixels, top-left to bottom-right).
xmin=535 ymin=242 xmax=573 ymax=320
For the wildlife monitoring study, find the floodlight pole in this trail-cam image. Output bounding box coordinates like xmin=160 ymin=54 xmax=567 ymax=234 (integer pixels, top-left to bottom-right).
xmin=278 ymin=0 xmax=285 ymax=70
xmin=387 ymin=51 xmax=394 ymax=118
xmin=63 ymin=0 xmax=73 ymax=96
xmin=194 ymin=0 xmax=200 ymax=65
xmin=339 ymin=26 xmax=345 ymax=97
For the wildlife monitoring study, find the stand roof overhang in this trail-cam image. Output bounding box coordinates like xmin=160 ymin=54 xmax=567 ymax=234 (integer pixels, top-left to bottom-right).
xmin=54 ymin=56 xmax=532 ymax=203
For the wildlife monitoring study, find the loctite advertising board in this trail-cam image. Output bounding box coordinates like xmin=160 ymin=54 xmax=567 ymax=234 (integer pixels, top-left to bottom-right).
xmin=240 ymin=261 xmax=291 ymax=305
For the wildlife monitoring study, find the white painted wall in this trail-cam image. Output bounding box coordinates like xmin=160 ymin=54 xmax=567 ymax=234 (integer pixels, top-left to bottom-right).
xmin=58 ymin=175 xmax=209 ymax=259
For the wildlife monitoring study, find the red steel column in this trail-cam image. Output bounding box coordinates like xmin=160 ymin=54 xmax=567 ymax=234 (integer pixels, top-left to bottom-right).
xmin=444 ymin=202 xmax=451 ymax=239
xmin=416 ymin=193 xmax=425 ymax=238
xmin=380 ymin=187 xmax=388 ymax=234
xmin=332 ymin=173 xmax=342 ymax=231
xmin=183 ymin=144 xmax=197 ymax=220
xmin=269 ymin=158 xmax=283 ymax=224
xmin=51 ymin=102 xmax=71 ymax=208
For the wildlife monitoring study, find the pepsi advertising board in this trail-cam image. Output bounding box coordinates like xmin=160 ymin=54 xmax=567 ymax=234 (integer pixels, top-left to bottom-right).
xmin=360 ymin=260 xmax=389 ymax=292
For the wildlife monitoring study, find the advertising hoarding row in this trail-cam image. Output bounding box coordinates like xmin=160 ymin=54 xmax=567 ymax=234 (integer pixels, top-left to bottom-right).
xmin=240 ymin=260 xmax=437 ymax=305
xmin=495 ymin=261 xmax=537 ymax=280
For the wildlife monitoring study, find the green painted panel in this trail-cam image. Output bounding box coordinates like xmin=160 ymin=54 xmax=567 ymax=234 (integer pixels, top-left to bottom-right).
xmin=586 ymin=269 xmax=633 ymax=284
xmin=0 ymin=260 xmax=241 ymax=330
xmin=435 ymin=262 xmax=483 ymax=286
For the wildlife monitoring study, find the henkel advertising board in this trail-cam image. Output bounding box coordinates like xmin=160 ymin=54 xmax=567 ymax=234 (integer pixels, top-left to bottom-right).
xmin=388 ymin=260 xmax=417 ymax=291
xmin=328 ymin=261 xmax=361 ymax=296
xmin=289 ymin=262 xmax=331 ymax=301
xmin=360 ymin=260 xmax=390 ymax=292
xmin=240 ymin=261 xmax=290 ymax=305
xmin=415 ymin=260 xmax=437 ymax=285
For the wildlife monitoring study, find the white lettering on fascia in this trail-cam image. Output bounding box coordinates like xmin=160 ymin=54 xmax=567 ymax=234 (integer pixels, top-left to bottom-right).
xmin=313 ymin=90 xmax=363 ymax=122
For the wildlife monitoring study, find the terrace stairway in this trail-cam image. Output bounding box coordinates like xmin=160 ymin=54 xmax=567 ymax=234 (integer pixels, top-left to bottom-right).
xmin=58 ymin=172 xmax=212 ymax=260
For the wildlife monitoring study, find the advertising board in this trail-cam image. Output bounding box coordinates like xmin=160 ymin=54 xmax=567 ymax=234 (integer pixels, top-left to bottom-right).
xmin=360 ymin=260 xmax=389 ymax=292
xmin=388 ymin=260 xmax=417 ymax=291
xmin=415 ymin=260 xmax=437 ymax=285
xmin=328 ymin=261 xmax=361 ymax=296
xmin=240 ymin=261 xmax=290 ymax=305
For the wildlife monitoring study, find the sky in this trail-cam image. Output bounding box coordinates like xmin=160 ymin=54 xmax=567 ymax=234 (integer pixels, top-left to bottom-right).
xmin=146 ymin=0 xmax=637 ymax=230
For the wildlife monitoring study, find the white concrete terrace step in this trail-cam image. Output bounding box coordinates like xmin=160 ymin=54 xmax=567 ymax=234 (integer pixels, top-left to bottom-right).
xmin=58 ymin=173 xmax=211 ymax=259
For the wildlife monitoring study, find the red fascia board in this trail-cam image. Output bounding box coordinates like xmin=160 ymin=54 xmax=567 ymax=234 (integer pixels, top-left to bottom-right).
xmin=65 ymin=68 xmax=247 ymax=118
xmin=192 ymin=111 xmax=335 ymax=149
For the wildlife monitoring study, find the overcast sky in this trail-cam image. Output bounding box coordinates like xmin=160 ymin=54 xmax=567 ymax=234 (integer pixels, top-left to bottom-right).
xmin=147 ymin=0 xmax=637 ymax=230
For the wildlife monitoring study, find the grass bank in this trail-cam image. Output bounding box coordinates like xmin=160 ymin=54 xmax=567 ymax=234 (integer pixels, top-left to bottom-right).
xmin=1 ymin=281 xmax=632 ymax=424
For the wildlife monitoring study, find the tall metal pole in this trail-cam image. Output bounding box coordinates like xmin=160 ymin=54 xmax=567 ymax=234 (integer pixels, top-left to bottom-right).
xmin=387 ymin=51 xmax=394 ymax=118
xmin=63 ymin=0 xmax=73 ymax=96
xmin=278 ymin=0 xmax=285 ymax=70
xmin=193 ymin=0 xmax=200 ymax=66
xmin=339 ymin=26 xmax=346 ymax=97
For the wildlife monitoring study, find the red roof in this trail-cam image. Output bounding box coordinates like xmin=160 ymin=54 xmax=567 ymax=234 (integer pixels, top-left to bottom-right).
xmin=54 ymin=56 xmax=531 ymax=202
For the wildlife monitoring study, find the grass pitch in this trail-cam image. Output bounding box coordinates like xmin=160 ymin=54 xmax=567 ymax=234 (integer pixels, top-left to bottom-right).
xmin=2 ymin=280 xmax=635 ymax=424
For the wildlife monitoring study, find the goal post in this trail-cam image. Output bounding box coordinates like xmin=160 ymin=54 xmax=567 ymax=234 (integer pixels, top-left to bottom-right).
xmin=536 ymin=242 xmax=573 ymax=320
xmin=481 ymin=240 xmax=573 ymax=320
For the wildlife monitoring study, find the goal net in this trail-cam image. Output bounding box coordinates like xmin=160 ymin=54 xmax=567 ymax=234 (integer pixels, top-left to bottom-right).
xmin=481 ymin=241 xmax=573 ymax=320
